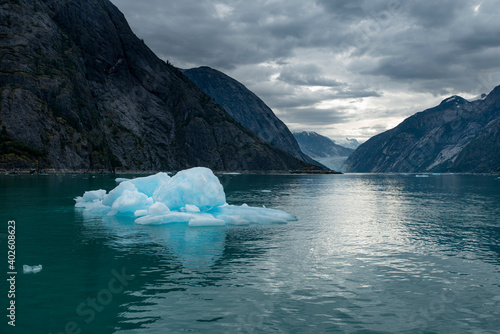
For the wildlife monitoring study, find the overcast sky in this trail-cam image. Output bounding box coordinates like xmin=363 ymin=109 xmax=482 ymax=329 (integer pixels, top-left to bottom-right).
xmin=110 ymin=0 xmax=500 ymax=142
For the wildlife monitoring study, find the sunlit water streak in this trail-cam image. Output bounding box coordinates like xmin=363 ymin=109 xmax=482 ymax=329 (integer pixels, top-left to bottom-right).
xmin=1 ymin=173 xmax=499 ymax=333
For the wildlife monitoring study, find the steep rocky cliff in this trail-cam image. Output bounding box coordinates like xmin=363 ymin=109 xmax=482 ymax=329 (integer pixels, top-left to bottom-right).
xmin=0 ymin=0 xmax=311 ymax=171
xmin=345 ymin=86 xmax=500 ymax=173
xmin=183 ymin=66 xmax=321 ymax=167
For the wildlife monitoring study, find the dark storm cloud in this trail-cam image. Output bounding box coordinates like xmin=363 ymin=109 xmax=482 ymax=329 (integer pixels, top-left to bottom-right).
xmin=110 ymin=0 xmax=500 ymax=137
xmin=279 ymin=106 xmax=356 ymax=126
xmin=255 ymin=85 xmax=381 ymax=110
xmin=277 ymin=64 xmax=345 ymax=87
xmin=406 ymin=0 xmax=468 ymax=28
xmin=110 ymin=0 xmax=500 ymax=86
xmin=356 ymin=0 xmax=500 ymax=93
xmin=315 ymin=0 xmax=366 ymax=18
xmin=365 ymin=56 xmax=459 ymax=80
xmin=111 ymin=0 xmax=327 ymax=70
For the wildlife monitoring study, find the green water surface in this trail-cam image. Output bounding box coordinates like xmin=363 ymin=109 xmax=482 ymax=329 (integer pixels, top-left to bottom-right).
xmin=1 ymin=173 xmax=500 ymax=333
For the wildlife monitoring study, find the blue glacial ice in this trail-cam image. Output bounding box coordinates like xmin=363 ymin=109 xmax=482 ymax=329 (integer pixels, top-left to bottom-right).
xmin=75 ymin=167 xmax=297 ymax=227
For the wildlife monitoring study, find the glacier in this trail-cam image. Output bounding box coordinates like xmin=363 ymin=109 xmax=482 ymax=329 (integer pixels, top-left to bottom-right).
xmin=75 ymin=167 xmax=297 ymax=227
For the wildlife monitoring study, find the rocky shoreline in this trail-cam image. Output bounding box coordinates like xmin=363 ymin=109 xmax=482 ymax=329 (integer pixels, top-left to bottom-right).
xmin=0 ymin=168 xmax=342 ymax=175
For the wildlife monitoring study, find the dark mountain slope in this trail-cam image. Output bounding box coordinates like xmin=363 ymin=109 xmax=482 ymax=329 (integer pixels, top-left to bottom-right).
xmin=293 ymin=131 xmax=354 ymax=171
xmin=0 ymin=0 xmax=310 ymax=171
xmin=345 ymin=87 xmax=500 ymax=173
xmin=293 ymin=131 xmax=354 ymax=158
xmin=450 ymin=88 xmax=500 ymax=173
xmin=183 ymin=66 xmax=321 ymax=167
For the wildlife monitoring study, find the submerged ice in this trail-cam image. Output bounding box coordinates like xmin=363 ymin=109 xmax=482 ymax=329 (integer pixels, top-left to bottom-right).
xmin=23 ymin=265 xmax=42 ymax=274
xmin=75 ymin=167 xmax=297 ymax=227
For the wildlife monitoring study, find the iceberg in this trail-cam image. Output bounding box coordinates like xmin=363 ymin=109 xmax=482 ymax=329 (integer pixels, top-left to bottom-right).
xmin=75 ymin=167 xmax=297 ymax=227
xmin=115 ymin=177 xmax=130 ymax=183
xmin=152 ymin=168 xmax=225 ymax=211
xmin=23 ymin=264 xmax=43 ymax=274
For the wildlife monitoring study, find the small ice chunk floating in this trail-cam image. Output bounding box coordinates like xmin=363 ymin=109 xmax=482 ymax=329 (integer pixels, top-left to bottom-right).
xmin=75 ymin=167 xmax=297 ymax=227
xmin=23 ymin=265 xmax=43 ymax=274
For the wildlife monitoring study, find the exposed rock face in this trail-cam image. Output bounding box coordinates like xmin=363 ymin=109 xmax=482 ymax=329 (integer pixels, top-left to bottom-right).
xmin=0 ymin=0 xmax=311 ymax=171
xmin=183 ymin=66 xmax=321 ymax=167
xmin=345 ymin=87 xmax=500 ymax=173
xmin=335 ymin=138 xmax=360 ymax=150
xmin=293 ymin=131 xmax=354 ymax=171
xmin=293 ymin=131 xmax=354 ymax=158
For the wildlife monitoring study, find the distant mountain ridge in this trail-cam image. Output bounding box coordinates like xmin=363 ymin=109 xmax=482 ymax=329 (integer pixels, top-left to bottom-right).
xmin=293 ymin=131 xmax=354 ymax=158
xmin=0 ymin=0 xmax=313 ymax=172
xmin=345 ymin=86 xmax=500 ymax=173
xmin=293 ymin=131 xmax=354 ymax=171
xmin=183 ymin=66 xmax=322 ymax=167
xmin=334 ymin=137 xmax=360 ymax=150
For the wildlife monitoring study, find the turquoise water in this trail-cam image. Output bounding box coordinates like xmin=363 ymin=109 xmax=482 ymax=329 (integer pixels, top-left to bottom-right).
xmin=1 ymin=173 xmax=500 ymax=333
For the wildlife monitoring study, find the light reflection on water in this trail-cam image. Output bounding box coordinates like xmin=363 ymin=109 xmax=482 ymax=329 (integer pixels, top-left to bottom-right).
xmin=1 ymin=173 xmax=500 ymax=333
